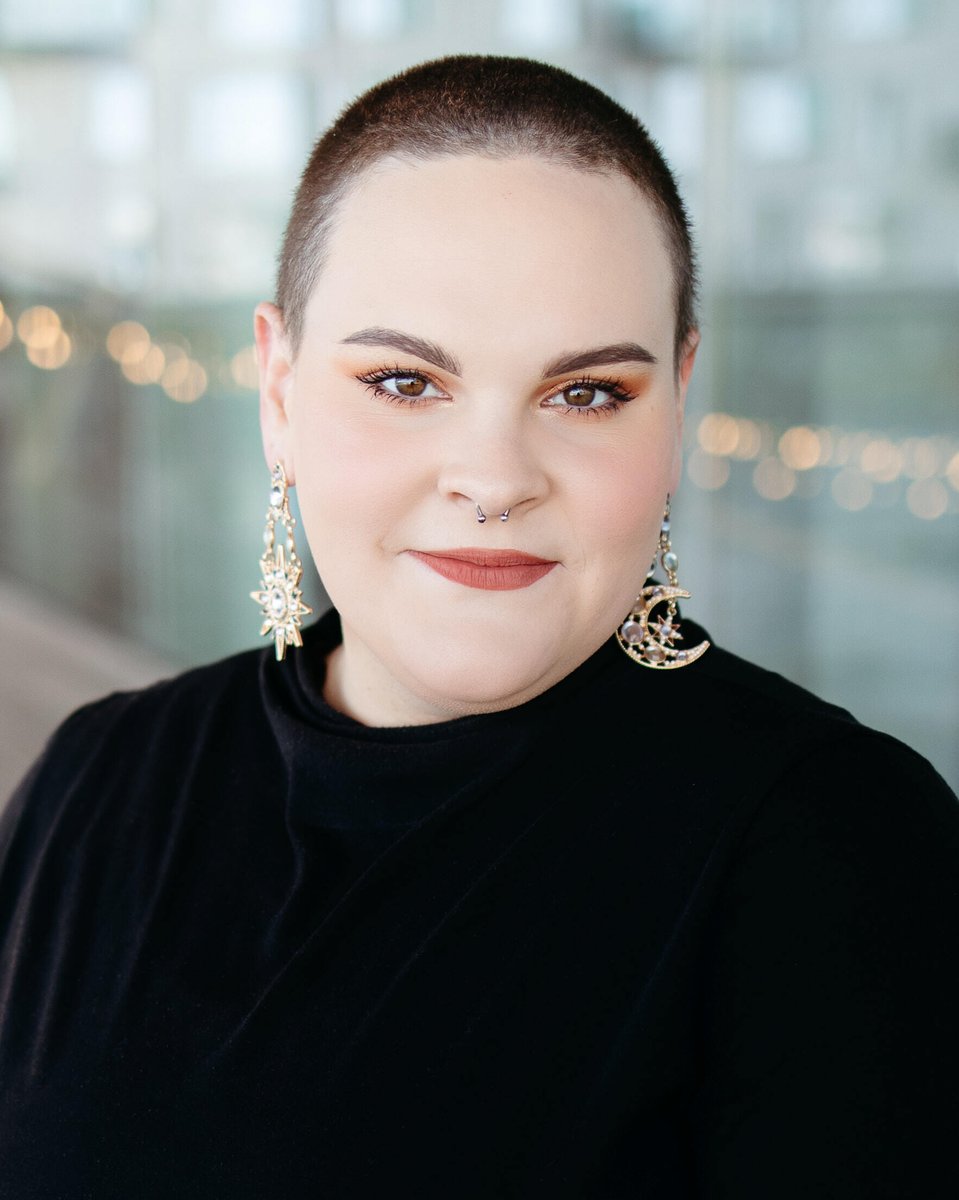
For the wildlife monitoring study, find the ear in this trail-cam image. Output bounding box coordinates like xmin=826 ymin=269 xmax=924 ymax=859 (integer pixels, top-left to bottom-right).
xmin=255 ymin=301 xmax=296 ymax=481
xmin=674 ymin=328 xmax=700 ymax=430
xmin=671 ymin=328 xmax=700 ymax=491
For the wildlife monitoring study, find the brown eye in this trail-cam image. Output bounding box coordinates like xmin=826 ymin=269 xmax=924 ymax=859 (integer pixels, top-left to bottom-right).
xmin=394 ymin=374 xmax=428 ymax=397
xmin=564 ymin=384 xmax=598 ymax=407
xmin=359 ymin=369 xmax=445 ymax=402
xmin=542 ymin=378 xmax=631 ymax=415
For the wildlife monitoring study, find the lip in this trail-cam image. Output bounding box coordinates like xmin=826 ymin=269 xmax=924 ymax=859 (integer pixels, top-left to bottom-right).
xmin=408 ymin=547 xmax=558 ymax=591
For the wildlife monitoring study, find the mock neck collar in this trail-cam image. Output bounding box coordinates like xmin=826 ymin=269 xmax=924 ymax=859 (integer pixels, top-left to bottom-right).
xmin=258 ymin=606 xmax=625 ymax=831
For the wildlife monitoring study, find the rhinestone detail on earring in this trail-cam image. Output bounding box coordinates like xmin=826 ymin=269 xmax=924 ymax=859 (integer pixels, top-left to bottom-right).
xmin=616 ymin=495 xmax=710 ymax=670
xmin=250 ymin=463 xmax=313 ymax=661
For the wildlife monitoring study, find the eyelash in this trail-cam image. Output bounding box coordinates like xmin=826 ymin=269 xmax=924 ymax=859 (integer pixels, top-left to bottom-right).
xmin=357 ymin=365 xmax=440 ymax=407
xmin=547 ymin=374 xmax=636 ymax=417
xmin=355 ymin=366 xmax=637 ymax=417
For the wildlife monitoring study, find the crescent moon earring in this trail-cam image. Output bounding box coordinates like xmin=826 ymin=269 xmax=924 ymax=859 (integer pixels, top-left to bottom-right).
xmin=250 ymin=462 xmax=313 ymax=660
xmin=616 ymin=496 xmax=710 ymax=670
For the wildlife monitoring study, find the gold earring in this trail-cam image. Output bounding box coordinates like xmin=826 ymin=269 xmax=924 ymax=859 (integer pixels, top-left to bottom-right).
xmin=616 ymin=496 xmax=710 ymax=670
xmin=250 ymin=463 xmax=313 ymax=660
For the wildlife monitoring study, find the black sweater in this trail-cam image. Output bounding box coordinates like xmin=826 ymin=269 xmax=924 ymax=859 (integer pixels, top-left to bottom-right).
xmin=2 ymin=607 xmax=958 ymax=1198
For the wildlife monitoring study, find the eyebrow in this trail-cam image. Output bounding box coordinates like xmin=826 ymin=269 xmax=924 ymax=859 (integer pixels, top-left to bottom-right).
xmin=339 ymin=327 xmax=658 ymax=378
xmin=541 ymin=342 xmax=658 ymax=377
xmin=340 ymin=328 xmax=462 ymax=375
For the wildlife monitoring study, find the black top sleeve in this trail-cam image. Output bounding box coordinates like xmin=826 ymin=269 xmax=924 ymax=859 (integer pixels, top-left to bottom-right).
xmin=693 ymin=731 xmax=959 ymax=1199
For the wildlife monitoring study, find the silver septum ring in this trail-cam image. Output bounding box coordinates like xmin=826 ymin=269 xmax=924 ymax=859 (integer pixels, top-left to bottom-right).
xmin=476 ymin=505 xmax=510 ymax=524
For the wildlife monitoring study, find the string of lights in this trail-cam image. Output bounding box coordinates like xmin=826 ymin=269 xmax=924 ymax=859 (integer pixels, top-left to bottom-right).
xmin=1 ymin=299 xmax=956 ymax=522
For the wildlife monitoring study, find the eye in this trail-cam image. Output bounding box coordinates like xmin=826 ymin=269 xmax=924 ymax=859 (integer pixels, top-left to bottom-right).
xmin=557 ymin=383 xmax=605 ymax=408
xmin=357 ymin=368 xmax=446 ymax=402
xmin=542 ymin=377 xmax=634 ymax=415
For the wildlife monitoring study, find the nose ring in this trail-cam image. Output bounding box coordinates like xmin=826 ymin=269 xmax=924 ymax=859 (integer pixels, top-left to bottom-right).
xmin=475 ymin=505 xmax=510 ymax=524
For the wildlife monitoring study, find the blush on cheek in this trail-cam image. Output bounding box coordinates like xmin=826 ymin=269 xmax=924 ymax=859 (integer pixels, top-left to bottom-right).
xmin=578 ymin=469 xmax=669 ymax=608
xmin=586 ymin=458 xmax=668 ymax=540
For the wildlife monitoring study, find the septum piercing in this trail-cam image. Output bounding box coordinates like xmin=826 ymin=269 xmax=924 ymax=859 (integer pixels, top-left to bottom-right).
xmin=476 ymin=505 xmax=510 ymax=524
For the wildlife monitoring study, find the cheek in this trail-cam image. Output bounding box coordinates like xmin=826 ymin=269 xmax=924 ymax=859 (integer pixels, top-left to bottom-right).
xmin=288 ymin=394 xmax=425 ymax=571
xmin=294 ymin=398 xmax=393 ymax=489
xmin=566 ymin=438 xmax=674 ymax=571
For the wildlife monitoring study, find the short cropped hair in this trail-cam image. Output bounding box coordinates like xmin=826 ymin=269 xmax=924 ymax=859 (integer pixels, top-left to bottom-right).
xmin=277 ymin=55 xmax=698 ymax=364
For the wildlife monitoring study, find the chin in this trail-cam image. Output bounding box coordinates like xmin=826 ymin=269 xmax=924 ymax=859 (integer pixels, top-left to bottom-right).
xmin=391 ymin=622 xmax=585 ymax=716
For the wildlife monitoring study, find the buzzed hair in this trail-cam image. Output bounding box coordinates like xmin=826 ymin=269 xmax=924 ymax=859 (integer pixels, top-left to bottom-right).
xmin=276 ymin=55 xmax=698 ymax=363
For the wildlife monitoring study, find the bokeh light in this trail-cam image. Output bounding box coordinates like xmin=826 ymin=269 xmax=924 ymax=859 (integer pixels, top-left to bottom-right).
xmin=778 ymin=425 xmax=822 ymax=470
xmin=163 ymin=360 xmax=208 ymax=403
xmin=159 ymin=344 xmax=190 ymax=390
xmin=25 ymin=329 xmax=72 ymax=369
xmin=107 ymin=320 xmax=151 ymax=364
xmin=831 ymin=468 xmax=873 ymax=512
xmin=17 ymin=305 xmax=62 ymax=350
xmin=901 ymin=437 xmax=940 ymax=480
xmin=828 ymin=431 xmax=872 ymax=469
xmin=729 ymin=417 xmax=763 ymax=460
xmin=860 ymin=437 xmax=903 ymax=482
xmin=753 ymin=456 xmax=796 ymax=500
xmin=697 ymin=412 xmax=739 ymax=456
xmin=122 ymin=343 xmax=165 ymax=384
xmin=230 ymin=345 xmax=259 ymax=389
xmin=906 ymin=478 xmax=949 ymax=520
xmin=946 ymin=451 xmax=959 ymax=494
xmin=0 ymin=310 xmax=13 ymax=351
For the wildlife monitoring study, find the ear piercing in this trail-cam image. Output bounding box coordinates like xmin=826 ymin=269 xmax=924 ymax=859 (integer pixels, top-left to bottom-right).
xmin=476 ymin=505 xmax=510 ymax=524
xmin=615 ymin=494 xmax=709 ymax=670
xmin=250 ymin=462 xmax=313 ymax=660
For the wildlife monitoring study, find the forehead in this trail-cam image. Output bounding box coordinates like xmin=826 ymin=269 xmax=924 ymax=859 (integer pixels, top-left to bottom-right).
xmin=304 ymin=155 xmax=676 ymax=357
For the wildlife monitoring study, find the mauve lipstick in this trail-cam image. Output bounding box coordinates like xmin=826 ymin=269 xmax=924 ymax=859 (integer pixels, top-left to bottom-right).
xmin=409 ymin=548 xmax=557 ymax=591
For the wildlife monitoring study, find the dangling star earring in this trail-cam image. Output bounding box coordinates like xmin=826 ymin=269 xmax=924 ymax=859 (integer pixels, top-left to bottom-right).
xmin=616 ymin=495 xmax=710 ymax=670
xmin=250 ymin=463 xmax=313 ymax=661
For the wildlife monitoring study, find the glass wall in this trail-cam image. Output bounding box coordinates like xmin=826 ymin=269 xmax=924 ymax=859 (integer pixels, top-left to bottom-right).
xmin=1 ymin=0 xmax=957 ymax=788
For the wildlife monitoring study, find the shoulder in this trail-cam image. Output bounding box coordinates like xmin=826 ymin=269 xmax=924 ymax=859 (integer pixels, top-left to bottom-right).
xmin=603 ymin=620 xmax=957 ymax=845
xmin=1 ymin=643 xmax=270 ymax=857
xmin=669 ymin=620 xmax=858 ymax=733
xmin=607 ymin=619 xmax=861 ymax=798
xmin=688 ymin=629 xmax=955 ymax=808
xmin=679 ymin=635 xmax=959 ymax=900
xmin=38 ymin=641 xmax=266 ymax=765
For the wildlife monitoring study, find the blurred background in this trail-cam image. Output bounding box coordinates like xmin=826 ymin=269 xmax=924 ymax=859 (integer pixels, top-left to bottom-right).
xmin=1 ymin=0 xmax=957 ymax=798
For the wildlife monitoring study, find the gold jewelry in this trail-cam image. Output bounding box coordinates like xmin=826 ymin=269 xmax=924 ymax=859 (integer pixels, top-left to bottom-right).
xmin=616 ymin=496 xmax=710 ymax=670
xmin=250 ymin=463 xmax=313 ymax=660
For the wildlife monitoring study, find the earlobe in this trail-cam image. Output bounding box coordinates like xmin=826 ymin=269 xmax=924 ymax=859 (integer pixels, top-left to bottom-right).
xmin=254 ymin=301 xmax=296 ymax=481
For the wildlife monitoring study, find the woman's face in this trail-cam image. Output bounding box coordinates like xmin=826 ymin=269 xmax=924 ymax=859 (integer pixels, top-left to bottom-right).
xmin=257 ymin=154 xmax=697 ymax=725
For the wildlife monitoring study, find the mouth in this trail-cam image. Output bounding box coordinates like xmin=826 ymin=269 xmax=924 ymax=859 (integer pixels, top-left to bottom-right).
xmin=408 ymin=547 xmax=558 ymax=591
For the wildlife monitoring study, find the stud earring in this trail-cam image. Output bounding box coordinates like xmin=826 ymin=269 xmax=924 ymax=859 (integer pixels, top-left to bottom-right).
xmin=250 ymin=463 xmax=313 ymax=661
xmin=616 ymin=495 xmax=710 ymax=670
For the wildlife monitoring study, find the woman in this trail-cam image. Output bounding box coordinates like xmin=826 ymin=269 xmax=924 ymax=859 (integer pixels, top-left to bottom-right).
xmin=2 ymin=56 xmax=958 ymax=1198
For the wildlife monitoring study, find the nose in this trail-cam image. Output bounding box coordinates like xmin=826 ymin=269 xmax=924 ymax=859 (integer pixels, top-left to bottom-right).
xmin=436 ymin=416 xmax=549 ymax=522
